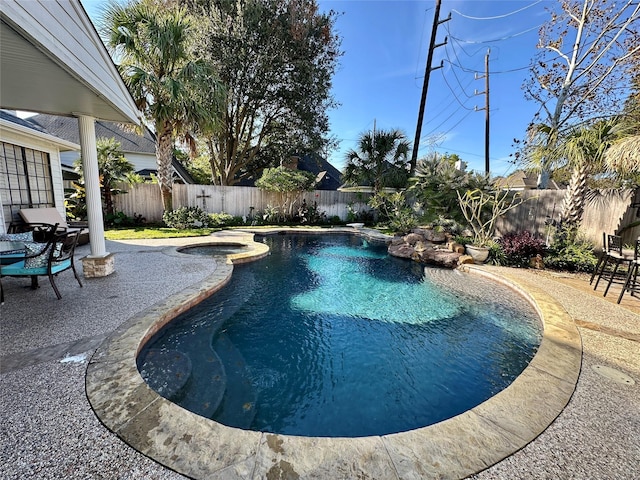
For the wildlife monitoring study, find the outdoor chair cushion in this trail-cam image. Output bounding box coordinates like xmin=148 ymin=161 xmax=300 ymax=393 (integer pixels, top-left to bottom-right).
xmin=0 ymin=251 xmax=26 ymax=264
xmin=23 ymin=242 xmax=61 ymax=269
xmin=1 ymin=258 xmax=72 ymax=276
xmin=1 ymin=230 xmax=83 ymax=300
xmin=0 ymin=231 xmax=34 ymax=242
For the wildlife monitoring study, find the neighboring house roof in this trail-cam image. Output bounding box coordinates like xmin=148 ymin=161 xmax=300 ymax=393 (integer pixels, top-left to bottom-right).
xmin=1 ymin=109 xmax=47 ymax=133
xmin=25 ymin=114 xmax=196 ymax=184
xmin=0 ymin=110 xmax=78 ymax=151
xmin=28 ymin=114 xmax=155 ymax=154
xmin=297 ymin=153 xmax=342 ymax=190
xmin=235 ymin=154 xmax=343 ymax=190
xmin=495 ymin=171 xmax=562 ymax=190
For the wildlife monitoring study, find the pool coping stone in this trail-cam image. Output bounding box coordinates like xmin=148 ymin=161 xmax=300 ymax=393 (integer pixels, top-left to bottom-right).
xmin=86 ymin=229 xmax=582 ymax=480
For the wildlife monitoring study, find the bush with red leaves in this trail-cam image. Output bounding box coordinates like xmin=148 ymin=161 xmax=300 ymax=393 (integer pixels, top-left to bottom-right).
xmin=497 ymin=231 xmax=545 ymax=268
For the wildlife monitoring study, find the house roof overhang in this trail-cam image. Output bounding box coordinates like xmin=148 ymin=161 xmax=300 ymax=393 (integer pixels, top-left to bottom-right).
xmin=0 ymin=0 xmax=140 ymax=124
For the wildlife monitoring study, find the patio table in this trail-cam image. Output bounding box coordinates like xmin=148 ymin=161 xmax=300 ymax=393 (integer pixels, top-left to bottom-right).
xmin=0 ymin=240 xmax=26 ymax=262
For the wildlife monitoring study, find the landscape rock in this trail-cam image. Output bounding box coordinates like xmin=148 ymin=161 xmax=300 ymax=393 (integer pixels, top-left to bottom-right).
xmin=411 ymin=228 xmax=448 ymax=243
xmin=403 ymin=233 xmax=423 ymax=245
xmin=416 ymin=249 xmax=462 ymax=268
xmin=458 ymin=255 xmax=475 ymax=265
xmin=447 ymin=242 xmax=465 ymax=254
xmin=414 ymin=241 xmax=429 ymax=253
xmin=388 ymin=243 xmax=415 ymax=259
xmin=390 ymin=236 xmax=405 ymax=246
xmin=422 ymin=230 xmax=448 ymax=243
xmin=388 ymin=232 xmax=466 ymax=269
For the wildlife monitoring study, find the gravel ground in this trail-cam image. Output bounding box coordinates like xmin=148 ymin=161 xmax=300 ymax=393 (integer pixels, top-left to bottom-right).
xmin=471 ymin=267 xmax=640 ymax=480
xmin=1 ymin=239 xmax=638 ymax=479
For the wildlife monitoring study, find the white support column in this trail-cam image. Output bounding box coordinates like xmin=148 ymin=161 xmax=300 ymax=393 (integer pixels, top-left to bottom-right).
xmin=78 ymin=115 xmax=114 ymax=276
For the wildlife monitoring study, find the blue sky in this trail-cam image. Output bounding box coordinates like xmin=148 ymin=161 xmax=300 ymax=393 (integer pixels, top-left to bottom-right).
xmin=79 ymin=0 xmax=552 ymax=177
xmin=318 ymin=0 xmax=553 ymax=176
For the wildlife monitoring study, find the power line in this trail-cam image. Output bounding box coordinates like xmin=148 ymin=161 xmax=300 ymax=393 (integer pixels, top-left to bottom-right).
xmin=423 ymin=94 xmax=465 ymax=124
xmin=443 ymin=44 xmax=476 ymax=98
xmin=424 ymin=107 xmax=468 ymax=136
xmin=439 ymin=68 xmax=475 ymax=110
xmin=414 ymin=7 xmax=432 ymax=89
xmin=443 ymin=23 xmax=491 ymax=62
xmin=447 ymin=24 xmax=543 ymax=44
xmin=423 ymin=109 xmax=475 ymax=140
xmin=451 ymin=0 xmax=544 ymax=21
xmin=444 ymin=58 xmax=532 ymax=75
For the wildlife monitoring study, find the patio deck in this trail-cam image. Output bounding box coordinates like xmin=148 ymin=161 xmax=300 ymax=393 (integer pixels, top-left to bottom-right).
xmin=1 ymin=232 xmax=638 ymax=479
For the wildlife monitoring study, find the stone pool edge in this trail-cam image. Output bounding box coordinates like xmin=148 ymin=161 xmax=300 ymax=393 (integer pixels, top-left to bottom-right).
xmin=85 ymin=232 xmax=582 ymax=480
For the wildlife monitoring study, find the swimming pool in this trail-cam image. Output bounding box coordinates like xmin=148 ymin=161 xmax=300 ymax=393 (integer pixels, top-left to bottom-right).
xmin=138 ymin=234 xmax=542 ymax=437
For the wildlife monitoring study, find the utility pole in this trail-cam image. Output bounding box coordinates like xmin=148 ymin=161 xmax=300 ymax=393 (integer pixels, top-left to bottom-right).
xmin=475 ymin=49 xmax=490 ymax=175
xmin=410 ymin=0 xmax=450 ymax=174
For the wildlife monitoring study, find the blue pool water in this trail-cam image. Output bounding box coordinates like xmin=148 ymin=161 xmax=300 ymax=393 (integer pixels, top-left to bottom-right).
xmin=138 ymin=234 xmax=542 ymax=437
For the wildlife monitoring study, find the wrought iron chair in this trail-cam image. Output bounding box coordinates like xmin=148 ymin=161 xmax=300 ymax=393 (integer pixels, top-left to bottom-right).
xmin=593 ymin=234 xmax=633 ymax=297
xmin=1 ymin=229 xmax=82 ymax=300
xmin=618 ymin=239 xmax=640 ymax=304
xmin=589 ymin=232 xmax=608 ymax=285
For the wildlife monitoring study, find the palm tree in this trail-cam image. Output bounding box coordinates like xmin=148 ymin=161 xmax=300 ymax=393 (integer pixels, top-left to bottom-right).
xmin=409 ymin=153 xmax=489 ymax=224
xmin=605 ymin=135 xmax=640 ymax=176
xmin=554 ymin=119 xmax=622 ymax=225
xmin=100 ymin=0 xmax=223 ymax=212
xmin=73 ymin=138 xmax=134 ymax=217
xmin=342 ymin=128 xmax=411 ymax=195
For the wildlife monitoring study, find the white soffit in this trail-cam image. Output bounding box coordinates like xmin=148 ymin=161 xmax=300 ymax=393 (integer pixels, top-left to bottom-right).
xmin=0 ymin=0 xmax=140 ymax=125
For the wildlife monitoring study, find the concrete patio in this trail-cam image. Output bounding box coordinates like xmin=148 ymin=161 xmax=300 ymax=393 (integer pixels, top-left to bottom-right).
xmin=1 ymin=232 xmax=638 ymax=479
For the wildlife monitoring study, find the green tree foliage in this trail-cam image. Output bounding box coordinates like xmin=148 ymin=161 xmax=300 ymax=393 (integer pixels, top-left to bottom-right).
xmin=255 ymin=166 xmax=316 ymax=220
xmin=367 ymin=191 xmax=417 ymax=233
xmin=100 ymin=0 xmax=224 ymax=211
xmin=522 ymin=0 xmax=640 ymax=186
xmin=342 ymin=128 xmax=411 ymax=194
xmin=621 ymin=74 xmax=640 ymax=128
xmin=189 ymin=0 xmax=342 ymax=185
xmin=554 ymin=119 xmax=624 ymax=224
xmin=409 ymin=153 xmax=489 ymax=224
xmin=73 ymin=138 xmax=135 ymax=216
xmin=544 ymin=223 xmax=597 ymax=272
xmin=604 ymin=74 xmax=640 ymax=181
xmin=175 ymin=146 xmax=213 ymax=185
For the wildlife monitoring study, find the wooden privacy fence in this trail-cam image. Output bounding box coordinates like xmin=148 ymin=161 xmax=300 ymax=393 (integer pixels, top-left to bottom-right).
xmin=114 ymin=183 xmax=639 ymax=247
xmin=113 ymin=183 xmax=372 ymax=223
xmin=494 ymin=188 xmax=640 ymax=248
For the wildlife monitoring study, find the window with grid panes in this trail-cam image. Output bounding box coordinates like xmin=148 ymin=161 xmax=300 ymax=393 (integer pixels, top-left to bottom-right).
xmin=0 ymin=142 xmax=55 ymax=224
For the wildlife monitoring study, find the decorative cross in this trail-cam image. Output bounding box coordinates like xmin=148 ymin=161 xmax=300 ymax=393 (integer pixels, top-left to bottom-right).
xmin=196 ymin=189 xmax=212 ymax=211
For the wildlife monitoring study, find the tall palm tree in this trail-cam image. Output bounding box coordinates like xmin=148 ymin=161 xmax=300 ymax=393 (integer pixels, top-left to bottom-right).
xmin=100 ymin=0 xmax=223 ymax=212
xmin=342 ymin=128 xmax=411 ymax=195
xmin=605 ymin=135 xmax=640 ymax=176
xmin=73 ymin=138 xmax=134 ymax=217
xmin=554 ymin=119 xmax=622 ymax=225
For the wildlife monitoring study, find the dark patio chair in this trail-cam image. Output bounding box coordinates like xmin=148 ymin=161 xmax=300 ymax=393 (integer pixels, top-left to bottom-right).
xmin=618 ymin=239 xmax=640 ymax=304
xmin=0 ymin=223 xmax=61 ymax=265
xmin=593 ymin=234 xmax=633 ymax=297
xmin=3 ymin=222 xmax=62 ymax=240
xmin=1 ymin=229 xmax=83 ymax=300
xmin=589 ymin=232 xmax=608 ymax=285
